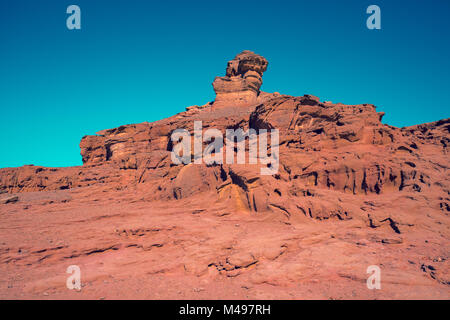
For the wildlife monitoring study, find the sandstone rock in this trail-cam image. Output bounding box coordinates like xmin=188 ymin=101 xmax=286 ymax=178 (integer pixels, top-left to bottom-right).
xmin=0 ymin=195 xmax=18 ymax=204
xmin=0 ymin=51 xmax=449 ymax=299
xmin=213 ymin=50 xmax=268 ymax=106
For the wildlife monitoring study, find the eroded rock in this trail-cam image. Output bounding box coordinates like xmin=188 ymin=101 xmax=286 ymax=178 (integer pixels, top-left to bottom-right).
xmin=213 ymin=50 xmax=268 ymax=106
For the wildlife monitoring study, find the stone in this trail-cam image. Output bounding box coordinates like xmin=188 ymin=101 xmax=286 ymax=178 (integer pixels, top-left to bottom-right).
xmin=213 ymin=50 xmax=268 ymax=106
xmin=0 ymin=195 xmax=18 ymax=204
xmin=0 ymin=51 xmax=449 ymax=299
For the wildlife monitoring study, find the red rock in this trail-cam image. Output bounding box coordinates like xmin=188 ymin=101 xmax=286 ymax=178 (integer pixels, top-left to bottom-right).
xmin=213 ymin=51 xmax=268 ymax=107
xmin=0 ymin=195 xmax=18 ymax=204
xmin=0 ymin=51 xmax=449 ymax=299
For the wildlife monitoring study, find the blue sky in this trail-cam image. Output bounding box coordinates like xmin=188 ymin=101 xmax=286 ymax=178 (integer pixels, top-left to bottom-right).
xmin=0 ymin=0 xmax=449 ymax=168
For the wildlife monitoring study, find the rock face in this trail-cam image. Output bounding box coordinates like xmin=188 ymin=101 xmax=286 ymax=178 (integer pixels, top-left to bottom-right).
xmin=0 ymin=51 xmax=449 ymax=299
xmin=213 ymin=50 xmax=268 ymax=106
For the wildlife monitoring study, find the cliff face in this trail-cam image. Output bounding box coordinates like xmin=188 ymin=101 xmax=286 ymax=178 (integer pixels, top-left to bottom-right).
xmin=0 ymin=51 xmax=449 ymax=299
xmin=2 ymin=73 xmax=448 ymax=216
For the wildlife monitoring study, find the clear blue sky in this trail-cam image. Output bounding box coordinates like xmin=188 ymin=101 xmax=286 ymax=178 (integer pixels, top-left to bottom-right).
xmin=1 ymin=0 xmax=449 ymax=168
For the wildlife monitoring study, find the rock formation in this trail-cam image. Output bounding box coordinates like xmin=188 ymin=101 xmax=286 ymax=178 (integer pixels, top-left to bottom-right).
xmin=0 ymin=51 xmax=449 ymax=299
xmin=213 ymin=50 xmax=269 ymax=106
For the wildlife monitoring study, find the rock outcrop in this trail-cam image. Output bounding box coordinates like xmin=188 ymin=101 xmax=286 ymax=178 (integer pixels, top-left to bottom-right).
xmin=213 ymin=50 xmax=268 ymax=106
xmin=4 ymin=92 xmax=448 ymax=218
xmin=0 ymin=51 xmax=449 ymax=299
